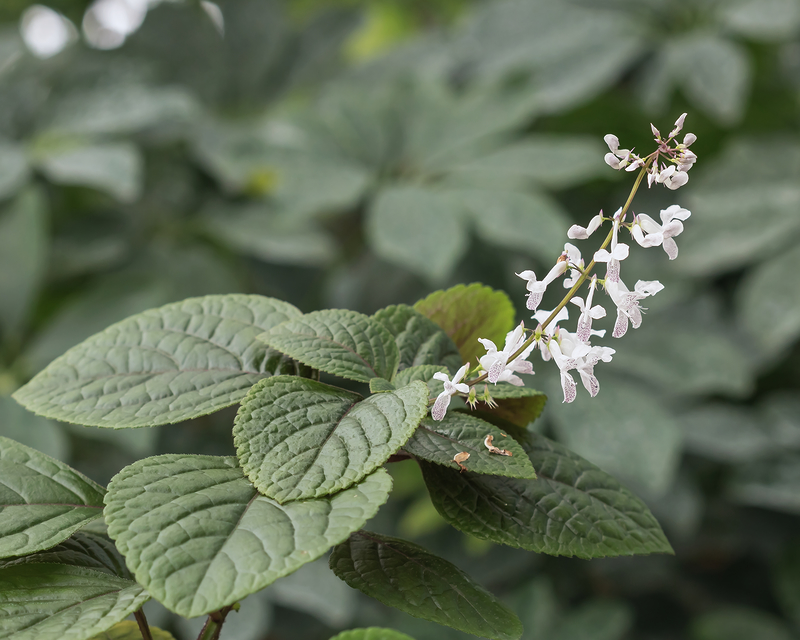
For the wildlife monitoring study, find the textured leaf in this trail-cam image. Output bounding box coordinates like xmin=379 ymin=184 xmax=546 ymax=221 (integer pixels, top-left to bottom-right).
xmin=421 ymin=434 xmax=673 ymax=558
xmin=0 ymin=564 xmax=149 ymax=640
xmin=104 ymin=455 xmax=393 ymax=617
xmin=476 ymin=384 xmax=547 ymax=428
xmin=367 ymin=185 xmax=469 ymax=283
xmin=330 ymin=531 xmax=523 ymax=640
xmin=394 ymin=364 xmax=449 ymax=398
xmin=330 ymin=628 xmax=416 ymax=640
xmin=373 ymin=304 xmax=462 ymax=373
xmin=369 ymin=378 xmax=396 ymax=393
xmin=0 ymin=531 xmax=130 ymax=579
xmin=234 ymin=377 xmax=427 ymax=502
xmin=88 ymin=620 xmax=176 ymax=640
xmin=0 ymin=436 xmax=105 ymax=559
xmin=414 ymin=283 xmax=515 ymax=366
xmin=404 ymin=415 xmax=536 ymax=478
xmin=13 ymin=294 xmax=302 ymax=428
xmin=259 ymin=309 xmax=400 ymax=383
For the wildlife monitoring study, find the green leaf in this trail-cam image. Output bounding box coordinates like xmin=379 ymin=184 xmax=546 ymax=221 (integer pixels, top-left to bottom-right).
xmin=475 ymin=384 xmax=547 ymax=428
xmin=0 ymin=188 xmax=47 ymax=337
xmin=727 ymin=453 xmax=800 ymax=514
xmin=330 ymin=531 xmax=523 ymax=640
xmin=259 ymin=309 xmax=400 ymax=383
xmin=103 ymin=454 xmax=393 ymax=617
xmin=372 ymin=304 xmax=462 ymax=373
xmin=234 ymin=377 xmax=427 ymax=502
xmin=0 ymin=140 xmax=30 ymax=200
xmin=13 ymin=294 xmax=303 ymax=428
xmin=394 ymin=364 xmax=449 ymax=398
xmin=691 ymin=608 xmax=793 ymax=640
xmin=721 ymin=0 xmax=800 ymax=41
xmin=404 ymin=415 xmax=536 ymax=478
xmin=366 ymin=185 xmax=468 ymax=283
xmin=369 ymin=378 xmax=396 ymax=393
xmin=0 ymin=435 xmax=105 ymax=559
xmin=329 ymin=628 xmax=417 ymax=640
xmin=414 ymin=283 xmax=515 ymax=366
xmin=0 ymin=530 xmax=130 ymax=580
xmin=0 ymin=395 xmax=69 ymax=461
xmin=551 ymin=600 xmax=633 ymax=640
xmin=0 ymin=564 xmax=149 ymax=640
xmin=36 ymin=142 xmax=144 ymax=204
xmin=420 ymin=433 xmax=673 ymax=558
xmin=88 ymin=620 xmax=176 ymax=640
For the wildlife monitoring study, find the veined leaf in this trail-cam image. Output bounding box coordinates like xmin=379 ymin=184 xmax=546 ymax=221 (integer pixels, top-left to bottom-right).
xmin=88 ymin=620 xmax=176 ymax=640
xmin=369 ymin=378 xmax=396 ymax=393
xmin=104 ymin=455 xmax=393 ymax=617
xmin=329 ymin=628 xmax=416 ymax=640
xmin=404 ymin=415 xmax=536 ymax=479
xmin=372 ymin=304 xmax=462 ymax=373
xmin=0 ymin=564 xmax=149 ymax=640
xmin=234 ymin=377 xmax=427 ymax=502
xmin=421 ymin=434 xmax=673 ymax=558
xmin=414 ymin=284 xmax=514 ymax=366
xmin=0 ymin=436 xmax=105 ymax=559
xmin=476 ymin=384 xmax=547 ymax=428
xmin=259 ymin=309 xmax=400 ymax=383
xmin=13 ymin=294 xmax=303 ymax=428
xmin=394 ymin=364 xmax=449 ymax=398
xmin=330 ymin=531 xmax=523 ymax=640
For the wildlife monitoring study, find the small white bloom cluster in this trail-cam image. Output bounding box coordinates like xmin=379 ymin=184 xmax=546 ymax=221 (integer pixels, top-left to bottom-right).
xmin=604 ymin=113 xmax=697 ymax=190
xmin=431 ymin=115 xmax=697 ymax=419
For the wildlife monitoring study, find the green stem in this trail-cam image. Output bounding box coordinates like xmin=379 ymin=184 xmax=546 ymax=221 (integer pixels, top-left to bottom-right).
xmin=134 ymin=609 xmax=154 ymax=640
xmin=196 ymin=605 xmax=237 ymax=640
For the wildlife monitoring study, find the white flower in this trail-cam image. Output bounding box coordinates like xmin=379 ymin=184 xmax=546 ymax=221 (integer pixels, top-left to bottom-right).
xmin=668 ymin=113 xmax=687 ymax=139
xmin=431 ymin=363 xmax=470 ymax=421
xmin=516 ymin=255 xmax=568 ymax=311
xmin=567 ymin=212 xmax=604 ymax=240
xmin=574 ymin=344 xmax=615 ymax=397
xmin=532 ymin=307 xmax=569 ymax=361
xmin=603 ymin=134 xmax=641 ymax=170
xmin=605 ymin=278 xmax=664 ymax=338
xmin=570 ymin=276 xmax=606 ymax=342
xmin=563 ymin=243 xmax=584 ymax=288
xmin=546 ymin=338 xmax=579 ymax=403
xmin=655 ymin=164 xmax=689 ymax=190
xmin=630 ymin=213 xmax=664 ymax=248
xmin=478 ymin=322 xmax=535 ymax=386
xmin=593 ymin=208 xmax=628 ymax=282
xmin=659 ymin=204 xmax=691 ymax=259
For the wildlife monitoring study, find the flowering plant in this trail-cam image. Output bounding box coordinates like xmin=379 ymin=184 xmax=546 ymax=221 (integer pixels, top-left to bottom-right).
xmin=0 ymin=115 xmax=694 ymax=640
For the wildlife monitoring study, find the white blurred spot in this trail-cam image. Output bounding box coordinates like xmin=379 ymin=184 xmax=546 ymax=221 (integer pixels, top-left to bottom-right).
xmin=201 ymin=1 xmax=224 ymax=36
xmin=20 ymin=5 xmax=76 ymax=59
xmin=82 ymin=0 xmax=151 ymax=50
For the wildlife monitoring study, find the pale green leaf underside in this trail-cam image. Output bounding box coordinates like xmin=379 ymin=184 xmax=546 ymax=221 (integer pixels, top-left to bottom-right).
xmin=404 ymin=415 xmax=537 ymax=479
xmin=234 ymin=377 xmax=427 ymax=502
xmin=88 ymin=620 xmax=176 ymax=640
xmin=13 ymin=294 xmax=302 ymax=428
xmin=104 ymin=454 xmax=393 ymax=618
xmin=330 ymin=531 xmax=523 ymax=640
xmin=329 ymin=628 xmax=417 ymax=640
xmin=421 ymin=434 xmax=673 ymax=559
xmin=0 ymin=436 xmax=105 ymax=560
xmin=0 ymin=564 xmax=149 ymax=640
xmin=372 ymin=304 xmax=462 ymax=373
xmin=259 ymin=309 xmax=400 ymax=383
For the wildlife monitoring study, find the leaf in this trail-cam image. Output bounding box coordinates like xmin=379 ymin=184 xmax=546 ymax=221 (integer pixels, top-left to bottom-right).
xmin=13 ymin=294 xmax=303 ymax=428
xmin=720 ymin=0 xmax=800 ymax=41
xmin=476 ymin=384 xmax=547 ymax=428
xmin=548 ymin=376 xmax=682 ymax=495
xmin=366 ymin=185 xmax=469 ymax=283
xmin=0 ymin=564 xmax=149 ymax=640
xmin=0 ymin=188 xmax=47 ymax=337
xmin=414 ymin=283 xmax=515 ymax=366
xmin=103 ymin=454 xmax=393 ymax=617
xmin=36 ymin=142 xmax=144 ymax=204
xmin=0 ymin=140 xmax=30 ymax=200
xmin=372 ymin=304 xmax=462 ymax=372
xmin=0 ymin=435 xmax=105 ymax=559
xmin=727 ymin=453 xmax=800 ymax=514
xmin=420 ymin=433 xmax=673 ymax=558
xmin=0 ymin=530 xmax=130 ymax=580
xmin=369 ymin=378 xmax=396 ymax=393
xmin=88 ymin=620 xmax=176 ymax=640
xmin=259 ymin=309 xmax=400 ymax=383
xmin=551 ymin=600 xmax=633 ymax=640
xmin=329 ymin=628 xmax=417 ymax=640
xmin=403 ymin=415 xmax=536 ymax=478
xmin=330 ymin=531 xmax=523 ymax=640
xmin=447 ymin=188 xmax=569 ymax=261
xmin=691 ymin=608 xmax=793 ymax=640
xmin=233 ymin=376 xmax=427 ymax=502
xmin=394 ymin=364 xmax=449 ymax=398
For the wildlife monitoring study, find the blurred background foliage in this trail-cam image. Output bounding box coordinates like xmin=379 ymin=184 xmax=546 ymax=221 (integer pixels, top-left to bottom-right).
xmin=2 ymin=0 xmax=800 ymax=638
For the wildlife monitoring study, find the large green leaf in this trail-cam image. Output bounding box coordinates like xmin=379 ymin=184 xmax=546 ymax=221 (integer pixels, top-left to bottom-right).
xmin=330 ymin=531 xmax=523 ymax=640
xmin=259 ymin=309 xmax=400 ymax=383
xmin=366 ymin=185 xmax=469 ymax=283
xmin=13 ymin=295 xmax=303 ymax=428
xmin=394 ymin=364 xmax=449 ymax=398
xmin=234 ymin=377 xmax=427 ymax=502
xmin=404 ymin=415 xmax=536 ymax=479
xmin=0 ymin=564 xmax=149 ymax=640
xmin=88 ymin=620 xmax=176 ymax=640
xmin=329 ymin=629 xmax=416 ymax=640
xmin=475 ymin=384 xmax=547 ymax=428
xmin=414 ymin=283 xmax=515 ymax=366
xmin=104 ymin=455 xmax=392 ymax=617
xmin=420 ymin=434 xmax=673 ymax=558
xmin=372 ymin=304 xmax=462 ymax=373
xmin=0 ymin=436 xmax=105 ymax=559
